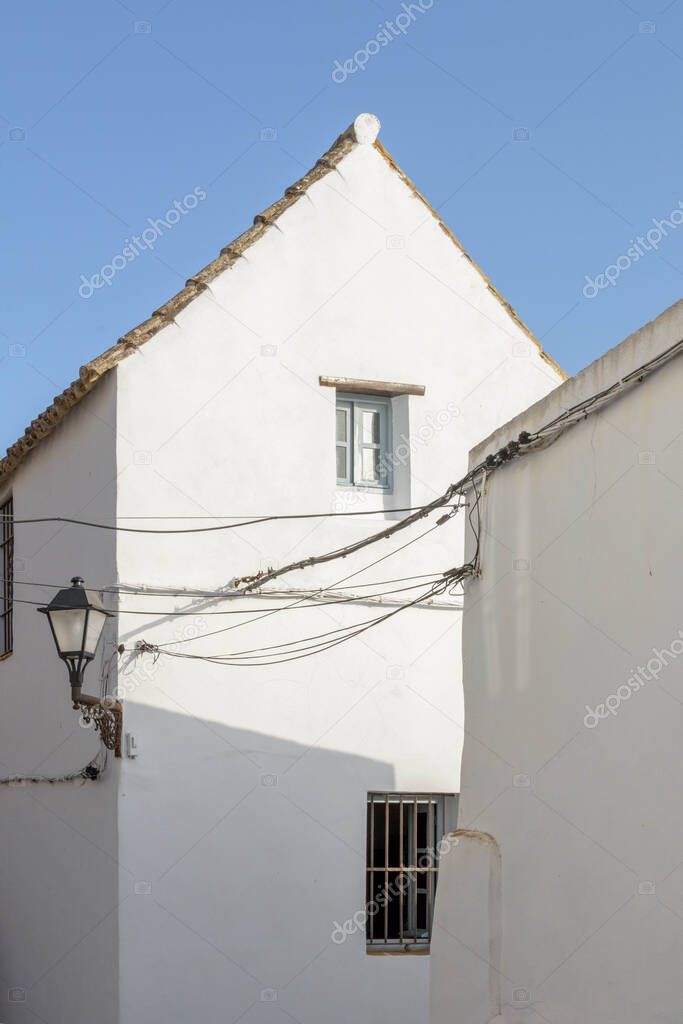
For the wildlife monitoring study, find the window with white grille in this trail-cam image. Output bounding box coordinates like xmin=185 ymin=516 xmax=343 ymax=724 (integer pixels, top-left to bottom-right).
xmin=366 ymin=792 xmax=457 ymax=951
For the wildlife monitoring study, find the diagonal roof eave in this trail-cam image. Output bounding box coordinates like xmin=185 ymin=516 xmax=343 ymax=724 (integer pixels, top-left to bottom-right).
xmin=0 ymin=121 xmax=359 ymax=485
xmin=372 ymin=140 xmax=566 ymax=382
xmin=0 ymin=113 xmax=565 ymax=485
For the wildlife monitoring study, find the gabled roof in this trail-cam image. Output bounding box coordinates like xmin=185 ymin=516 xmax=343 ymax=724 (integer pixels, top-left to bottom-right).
xmin=0 ymin=113 xmax=565 ymax=484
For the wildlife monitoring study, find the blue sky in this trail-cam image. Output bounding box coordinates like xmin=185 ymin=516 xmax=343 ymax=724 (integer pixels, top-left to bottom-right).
xmin=2 ymin=0 xmax=683 ymax=451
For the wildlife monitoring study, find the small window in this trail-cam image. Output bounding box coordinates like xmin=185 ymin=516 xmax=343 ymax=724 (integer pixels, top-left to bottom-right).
xmin=336 ymin=395 xmax=391 ymax=489
xmin=0 ymin=495 xmax=13 ymax=658
xmin=366 ymin=793 xmax=455 ymax=951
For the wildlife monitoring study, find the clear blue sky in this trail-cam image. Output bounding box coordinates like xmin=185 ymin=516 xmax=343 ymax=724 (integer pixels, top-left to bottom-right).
xmin=2 ymin=0 xmax=683 ymax=451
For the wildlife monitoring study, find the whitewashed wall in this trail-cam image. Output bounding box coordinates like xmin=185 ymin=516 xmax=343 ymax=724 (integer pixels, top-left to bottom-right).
xmin=112 ymin=127 xmax=561 ymax=1024
xmin=433 ymin=299 xmax=683 ymax=1023
xmin=0 ymin=379 xmax=119 ymax=1024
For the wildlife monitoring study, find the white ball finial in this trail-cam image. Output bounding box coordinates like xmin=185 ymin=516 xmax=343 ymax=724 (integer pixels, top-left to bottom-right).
xmin=354 ymin=113 xmax=381 ymax=144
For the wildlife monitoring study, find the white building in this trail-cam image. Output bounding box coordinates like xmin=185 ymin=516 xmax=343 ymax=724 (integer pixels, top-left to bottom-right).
xmin=431 ymin=299 xmax=683 ymax=1023
xmin=0 ymin=113 xmax=562 ymax=1024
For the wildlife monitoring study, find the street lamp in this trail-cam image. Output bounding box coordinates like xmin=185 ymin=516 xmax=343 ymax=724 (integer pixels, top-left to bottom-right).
xmin=38 ymin=577 xmax=122 ymax=755
xmin=38 ymin=577 xmax=113 ymax=702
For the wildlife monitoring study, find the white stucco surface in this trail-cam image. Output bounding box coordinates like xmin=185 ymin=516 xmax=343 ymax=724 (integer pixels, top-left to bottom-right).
xmin=112 ymin=129 xmax=560 ymax=1024
xmin=430 ymin=829 xmax=502 ymax=1023
xmin=1 ymin=118 xmax=562 ymax=1023
xmin=432 ymin=299 xmax=683 ymax=1022
xmin=0 ymin=379 xmax=119 ymax=1024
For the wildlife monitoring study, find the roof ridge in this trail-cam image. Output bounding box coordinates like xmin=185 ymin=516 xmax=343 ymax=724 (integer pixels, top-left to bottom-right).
xmin=0 ymin=112 xmax=564 ymax=483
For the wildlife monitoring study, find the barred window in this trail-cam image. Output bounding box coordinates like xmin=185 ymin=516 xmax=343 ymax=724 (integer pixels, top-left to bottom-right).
xmin=366 ymin=792 xmax=457 ymax=951
xmin=0 ymin=495 xmax=13 ymax=657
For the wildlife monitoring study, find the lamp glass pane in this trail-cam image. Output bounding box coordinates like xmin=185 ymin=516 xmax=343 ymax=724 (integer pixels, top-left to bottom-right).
xmin=83 ymin=609 xmax=107 ymax=656
xmin=48 ymin=608 xmax=87 ymax=656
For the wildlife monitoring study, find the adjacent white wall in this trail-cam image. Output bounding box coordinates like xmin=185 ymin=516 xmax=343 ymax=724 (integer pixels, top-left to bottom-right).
xmin=112 ymin=130 xmax=562 ymax=1024
xmin=0 ymin=379 xmax=119 ymax=1024
xmin=430 ymin=830 xmax=502 ymax=1024
xmin=432 ymin=299 xmax=683 ymax=1023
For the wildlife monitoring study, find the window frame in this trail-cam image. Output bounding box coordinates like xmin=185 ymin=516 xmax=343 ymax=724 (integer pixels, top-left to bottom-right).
xmin=0 ymin=494 xmax=13 ymax=659
xmin=335 ymin=401 xmax=353 ymax=486
xmin=336 ymin=393 xmax=392 ymax=491
xmin=365 ymin=792 xmax=455 ymax=953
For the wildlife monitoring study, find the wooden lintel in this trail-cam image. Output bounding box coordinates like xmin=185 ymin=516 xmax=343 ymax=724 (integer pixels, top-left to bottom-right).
xmin=319 ymin=376 xmax=425 ymax=397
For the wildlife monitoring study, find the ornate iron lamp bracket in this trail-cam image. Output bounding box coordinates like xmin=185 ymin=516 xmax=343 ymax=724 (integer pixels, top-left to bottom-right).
xmin=74 ymin=695 xmax=122 ymax=757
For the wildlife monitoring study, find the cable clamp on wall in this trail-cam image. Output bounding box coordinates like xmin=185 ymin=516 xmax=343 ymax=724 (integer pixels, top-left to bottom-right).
xmin=135 ymin=639 xmax=160 ymax=661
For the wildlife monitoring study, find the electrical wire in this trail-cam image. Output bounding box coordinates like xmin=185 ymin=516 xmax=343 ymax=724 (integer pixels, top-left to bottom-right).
xmin=8 ymin=333 xmax=677 ymax=672
xmin=0 ymin=750 xmax=106 ymax=785
xmin=181 ymin=576 xmax=457 ymax=660
xmin=9 ymin=576 xmax=451 ymax=616
xmin=149 ymin=570 xmax=469 ymax=667
xmin=0 ymin=650 xmax=115 ymax=784
xmin=235 ymin=498 xmax=468 ymax=592
xmin=0 ymin=570 xmax=445 ymax=598
xmin=150 ymin=517 xmax=458 ymax=649
xmin=0 ymin=504 xmax=433 ymax=533
xmin=131 ymin=510 xmax=470 ymax=666
xmin=5 ymin=332 xmax=683 ymax=599
xmin=182 ymin=607 xmax=421 ymax=660
xmin=229 ymin=335 xmax=683 ymax=596
xmin=521 ymin=335 xmax=683 ymax=454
